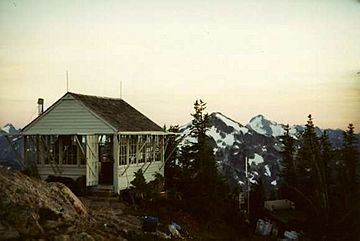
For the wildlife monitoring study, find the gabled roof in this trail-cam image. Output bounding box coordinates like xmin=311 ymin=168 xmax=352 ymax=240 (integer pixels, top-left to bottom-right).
xmin=68 ymin=92 xmax=163 ymax=132
xmin=22 ymin=92 xmax=164 ymax=134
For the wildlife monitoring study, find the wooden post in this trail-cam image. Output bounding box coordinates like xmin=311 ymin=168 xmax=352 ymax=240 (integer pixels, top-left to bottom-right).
xmin=113 ymin=134 xmax=119 ymax=192
xmin=136 ymin=135 xmax=139 ymax=165
xmin=126 ymin=136 xmax=130 ymax=166
xmin=22 ymin=135 xmax=27 ymax=166
xmin=59 ymin=136 xmax=63 ymax=165
xmin=36 ymin=135 xmax=40 ymax=164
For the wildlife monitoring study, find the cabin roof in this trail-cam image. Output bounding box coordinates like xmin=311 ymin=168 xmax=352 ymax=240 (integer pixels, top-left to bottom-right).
xmin=68 ymin=92 xmax=163 ymax=132
xmin=22 ymin=92 xmax=163 ymax=134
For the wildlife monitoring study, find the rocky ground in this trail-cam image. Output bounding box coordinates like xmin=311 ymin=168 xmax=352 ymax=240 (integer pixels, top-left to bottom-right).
xmin=0 ymin=166 xmax=257 ymax=241
xmin=0 ymin=166 xmax=143 ymax=241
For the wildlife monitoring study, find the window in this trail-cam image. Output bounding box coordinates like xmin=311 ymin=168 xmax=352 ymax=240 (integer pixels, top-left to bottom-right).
xmin=119 ymin=136 xmax=128 ymax=166
xmin=129 ymin=136 xmax=137 ymax=164
xmin=61 ymin=135 xmax=77 ymax=165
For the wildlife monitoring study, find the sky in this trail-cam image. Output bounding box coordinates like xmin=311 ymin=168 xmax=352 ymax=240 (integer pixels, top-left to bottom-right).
xmin=0 ymin=0 xmax=359 ymax=130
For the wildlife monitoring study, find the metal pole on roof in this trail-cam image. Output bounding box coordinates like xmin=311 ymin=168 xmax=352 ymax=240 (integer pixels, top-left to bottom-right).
xmin=66 ymin=71 xmax=69 ymax=92
xmin=120 ymin=81 xmax=122 ymax=99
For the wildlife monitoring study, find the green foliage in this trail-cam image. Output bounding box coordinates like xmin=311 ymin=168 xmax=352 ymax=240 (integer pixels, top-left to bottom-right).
xmin=173 ymin=99 xmax=232 ymax=220
xmin=131 ymin=169 xmax=148 ymax=193
xmin=280 ymin=115 xmax=360 ymax=240
xmin=342 ymin=123 xmax=358 ymax=188
xmin=280 ymin=124 xmax=297 ymax=187
xmin=164 ymin=125 xmax=180 ymax=191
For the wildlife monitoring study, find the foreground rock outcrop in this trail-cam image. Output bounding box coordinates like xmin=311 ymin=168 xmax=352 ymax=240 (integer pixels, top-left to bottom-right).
xmin=0 ymin=167 xmax=141 ymax=240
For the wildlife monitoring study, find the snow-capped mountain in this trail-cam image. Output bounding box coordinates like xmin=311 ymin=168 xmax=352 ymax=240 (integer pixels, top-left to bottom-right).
xmin=0 ymin=123 xmax=22 ymax=169
xmin=179 ymin=112 xmax=282 ymax=197
xmin=178 ymin=112 xmax=360 ymax=197
xmin=1 ymin=123 xmax=19 ymax=135
xmin=246 ymin=114 xmax=358 ymax=150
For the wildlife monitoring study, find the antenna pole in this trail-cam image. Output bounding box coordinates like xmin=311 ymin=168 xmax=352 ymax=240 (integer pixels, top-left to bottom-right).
xmin=66 ymin=71 xmax=69 ymax=92
xmin=120 ymin=81 xmax=122 ymax=99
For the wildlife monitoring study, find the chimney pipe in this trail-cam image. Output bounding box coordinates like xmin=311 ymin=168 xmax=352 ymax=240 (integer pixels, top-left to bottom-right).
xmin=37 ymin=98 xmax=44 ymax=116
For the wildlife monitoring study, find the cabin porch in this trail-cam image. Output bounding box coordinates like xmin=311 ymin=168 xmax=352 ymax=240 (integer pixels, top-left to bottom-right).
xmin=23 ymin=132 xmax=166 ymax=194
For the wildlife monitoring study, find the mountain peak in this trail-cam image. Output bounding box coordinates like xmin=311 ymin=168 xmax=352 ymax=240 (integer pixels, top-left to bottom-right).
xmin=247 ymin=115 xmax=285 ymax=137
xmin=1 ymin=123 xmax=19 ymax=134
xmin=252 ymin=114 xmax=266 ymax=120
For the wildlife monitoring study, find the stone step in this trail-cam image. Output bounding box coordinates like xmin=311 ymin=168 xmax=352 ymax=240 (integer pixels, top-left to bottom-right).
xmin=88 ymin=185 xmax=116 ymax=198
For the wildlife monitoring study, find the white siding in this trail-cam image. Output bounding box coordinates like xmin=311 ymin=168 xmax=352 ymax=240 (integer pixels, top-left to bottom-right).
xmin=37 ymin=165 xmax=86 ymax=180
xmin=116 ymin=161 xmax=164 ymax=192
xmin=22 ymin=95 xmax=115 ymax=135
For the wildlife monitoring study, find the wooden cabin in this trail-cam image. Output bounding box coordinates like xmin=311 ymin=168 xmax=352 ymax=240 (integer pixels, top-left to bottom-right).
xmin=21 ymin=92 xmax=167 ymax=193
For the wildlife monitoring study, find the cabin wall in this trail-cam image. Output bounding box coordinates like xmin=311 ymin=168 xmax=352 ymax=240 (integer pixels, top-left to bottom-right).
xmin=113 ymin=134 xmax=165 ymax=193
xmin=37 ymin=165 xmax=86 ymax=180
xmin=116 ymin=161 xmax=164 ymax=191
xmin=22 ymin=95 xmax=114 ymax=135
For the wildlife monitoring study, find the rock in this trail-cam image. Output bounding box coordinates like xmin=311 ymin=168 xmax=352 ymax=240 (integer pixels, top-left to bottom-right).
xmin=42 ymin=220 xmax=63 ymax=230
xmin=0 ymin=221 xmax=20 ymax=240
xmin=51 ymin=183 xmax=88 ymax=215
xmin=0 ymin=167 xmax=87 ymax=238
xmin=72 ymin=232 xmax=95 ymax=241
xmin=54 ymin=234 xmax=71 ymax=241
xmin=169 ymin=224 xmax=182 ymax=239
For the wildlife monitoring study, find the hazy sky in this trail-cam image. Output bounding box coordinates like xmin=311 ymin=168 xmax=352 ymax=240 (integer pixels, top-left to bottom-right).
xmin=0 ymin=0 xmax=359 ymax=130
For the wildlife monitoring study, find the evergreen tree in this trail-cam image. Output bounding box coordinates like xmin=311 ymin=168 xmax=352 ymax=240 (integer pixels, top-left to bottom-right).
xmin=164 ymin=125 xmax=180 ymax=191
xmin=296 ymin=115 xmax=330 ymax=237
xmin=177 ymin=99 xmax=228 ymax=219
xmin=331 ymin=124 xmax=360 ymax=241
xmin=319 ymin=131 xmax=332 ymax=196
xmin=189 ymin=99 xmax=219 ymax=196
xmin=280 ymin=124 xmax=297 ymax=187
xmin=297 ymin=114 xmax=319 ymax=191
xmin=342 ymin=123 xmax=358 ymax=189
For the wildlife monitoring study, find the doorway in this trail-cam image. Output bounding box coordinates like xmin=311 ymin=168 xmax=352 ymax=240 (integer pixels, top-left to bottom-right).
xmin=98 ymin=135 xmax=114 ymax=185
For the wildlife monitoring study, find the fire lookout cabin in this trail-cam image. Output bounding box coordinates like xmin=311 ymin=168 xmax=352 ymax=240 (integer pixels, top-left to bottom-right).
xmin=21 ymin=92 xmax=168 ymax=193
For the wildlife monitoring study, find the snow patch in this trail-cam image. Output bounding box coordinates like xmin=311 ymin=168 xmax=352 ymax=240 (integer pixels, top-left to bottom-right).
xmin=215 ymin=113 xmax=241 ymax=131
xmin=240 ymin=127 xmax=249 ymax=134
xmin=249 ymin=175 xmax=257 ymax=184
xmin=270 ymin=124 xmax=285 ymax=137
xmin=216 ymin=113 xmax=249 ymax=135
xmin=248 ymin=116 xmax=266 ymax=135
xmin=207 ymin=126 xmax=235 ymax=147
xmin=271 ymin=180 xmax=277 ymax=186
xmin=248 ymin=154 xmax=264 ymax=166
xmin=1 ymin=124 xmax=11 ymax=133
xmin=264 ymin=165 xmax=271 ymax=177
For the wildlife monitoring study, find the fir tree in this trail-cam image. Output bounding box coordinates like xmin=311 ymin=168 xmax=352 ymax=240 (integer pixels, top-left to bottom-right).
xmin=342 ymin=123 xmax=358 ymax=189
xmin=280 ymin=124 xmax=297 ymax=187
xmin=164 ymin=125 xmax=180 ymax=191
xmin=296 ymin=115 xmax=330 ymax=237
xmin=189 ymin=99 xmax=219 ymax=195
xmin=297 ymin=114 xmax=319 ymax=191
xmin=333 ymin=124 xmax=360 ymax=241
xmin=177 ymin=99 xmax=227 ymax=219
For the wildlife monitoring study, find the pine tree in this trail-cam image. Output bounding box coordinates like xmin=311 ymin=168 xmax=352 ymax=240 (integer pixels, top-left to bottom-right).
xmin=164 ymin=125 xmax=180 ymax=191
xmin=189 ymin=99 xmax=218 ymax=195
xmin=319 ymin=131 xmax=332 ymax=194
xmin=177 ymin=99 xmax=228 ymax=219
xmin=280 ymin=124 xmax=297 ymax=187
xmin=342 ymin=123 xmax=358 ymax=189
xmin=296 ymin=115 xmax=330 ymax=237
xmin=297 ymin=114 xmax=319 ymax=191
xmin=333 ymin=124 xmax=360 ymax=241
